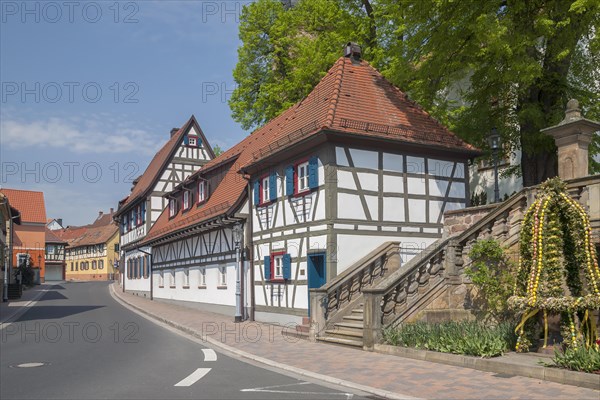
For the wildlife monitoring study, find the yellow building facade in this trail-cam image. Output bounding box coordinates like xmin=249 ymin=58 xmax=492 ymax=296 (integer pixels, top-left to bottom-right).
xmin=64 ymin=224 xmax=119 ymax=281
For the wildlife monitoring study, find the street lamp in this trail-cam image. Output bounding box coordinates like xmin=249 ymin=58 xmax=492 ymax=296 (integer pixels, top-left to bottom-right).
xmin=232 ymin=223 xmax=243 ymax=323
xmin=488 ymin=127 xmax=501 ymax=203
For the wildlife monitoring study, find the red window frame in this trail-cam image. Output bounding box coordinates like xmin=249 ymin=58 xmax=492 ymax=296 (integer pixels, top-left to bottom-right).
xmin=270 ymin=251 xmax=286 ymax=282
xmin=293 ymin=157 xmax=310 ymax=197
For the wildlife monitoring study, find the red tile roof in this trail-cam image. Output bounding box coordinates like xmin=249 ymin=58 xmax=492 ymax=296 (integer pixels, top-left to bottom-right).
xmin=45 ymin=228 xmax=67 ymax=244
xmin=115 ymin=115 xmax=214 ymax=215
xmin=142 ymin=56 xmax=478 ymax=244
xmin=65 ymin=223 xmax=118 ymax=248
xmin=0 ymin=189 xmax=46 ymax=224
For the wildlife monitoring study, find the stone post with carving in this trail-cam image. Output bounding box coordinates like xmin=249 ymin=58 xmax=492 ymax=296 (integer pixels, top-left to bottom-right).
xmin=541 ymin=99 xmax=600 ymax=180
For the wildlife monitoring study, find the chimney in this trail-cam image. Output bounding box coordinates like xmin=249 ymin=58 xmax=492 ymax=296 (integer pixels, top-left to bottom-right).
xmin=344 ymin=42 xmax=361 ymax=63
xmin=110 ymin=208 xmax=114 ymax=214
xmin=170 ymin=128 xmax=180 ymax=137
xmin=57 ymin=218 xmax=63 ymax=227
xmin=98 ymin=211 xmax=103 ymax=218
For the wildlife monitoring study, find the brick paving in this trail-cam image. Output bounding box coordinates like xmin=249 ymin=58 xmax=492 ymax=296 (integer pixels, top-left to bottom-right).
xmin=112 ymin=285 xmax=600 ymax=399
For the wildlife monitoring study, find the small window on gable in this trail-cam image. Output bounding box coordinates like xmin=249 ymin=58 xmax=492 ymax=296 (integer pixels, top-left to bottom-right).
xmin=169 ymin=198 xmax=177 ymax=218
xmin=188 ymin=137 xmax=197 ymax=146
xmin=183 ymin=191 xmax=191 ymax=210
xmin=261 ymin=176 xmax=270 ymax=204
xmin=198 ymin=181 xmax=207 ymax=203
xmin=297 ymin=162 xmax=309 ymax=193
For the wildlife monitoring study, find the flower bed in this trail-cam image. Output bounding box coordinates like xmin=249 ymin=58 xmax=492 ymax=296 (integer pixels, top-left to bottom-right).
xmin=383 ymin=321 xmax=516 ymax=358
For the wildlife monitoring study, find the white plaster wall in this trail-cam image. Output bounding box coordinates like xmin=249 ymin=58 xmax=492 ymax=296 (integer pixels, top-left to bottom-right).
xmin=123 ymin=247 xmax=151 ymax=292
xmin=383 ymin=197 xmax=404 ymax=221
xmin=152 ymin=263 xmax=237 ymax=306
xmin=337 ymin=193 xmax=365 ymax=220
xmin=383 ymin=153 xmax=403 ymax=172
xmin=336 ymin=234 xmax=438 ymax=273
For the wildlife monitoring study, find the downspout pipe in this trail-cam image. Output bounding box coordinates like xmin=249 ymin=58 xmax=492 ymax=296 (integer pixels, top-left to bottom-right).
xmin=241 ymin=171 xmax=255 ymax=321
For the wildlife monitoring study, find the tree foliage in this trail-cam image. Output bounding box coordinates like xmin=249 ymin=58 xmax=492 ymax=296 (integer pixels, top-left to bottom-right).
xmin=230 ymin=0 xmax=600 ymax=183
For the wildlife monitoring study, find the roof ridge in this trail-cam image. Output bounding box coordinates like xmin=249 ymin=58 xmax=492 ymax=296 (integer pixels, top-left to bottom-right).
xmin=325 ymin=57 xmax=346 ymax=128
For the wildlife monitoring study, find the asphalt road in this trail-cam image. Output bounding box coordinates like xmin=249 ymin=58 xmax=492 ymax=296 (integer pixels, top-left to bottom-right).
xmin=0 ymin=282 xmax=372 ymax=400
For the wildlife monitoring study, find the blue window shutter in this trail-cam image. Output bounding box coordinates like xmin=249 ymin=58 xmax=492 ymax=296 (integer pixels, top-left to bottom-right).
xmin=308 ymin=156 xmax=318 ymax=189
xmin=282 ymin=254 xmax=291 ymax=280
xmin=264 ymin=256 xmax=271 ymax=280
xmin=285 ymin=166 xmax=294 ymax=196
xmin=183 ymin=135 xmax=189 ymax=145
xmin=269 ymin=172 xmax=277 ymax=201
xmin=253 ymin=180 xmax=260 ymax=205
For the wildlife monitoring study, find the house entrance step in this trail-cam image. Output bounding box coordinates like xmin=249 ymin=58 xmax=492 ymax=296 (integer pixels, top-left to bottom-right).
xmin=351 ymin=308 xmax=364 ymax=314
xmin=342 ymin=315 xmax=364 ymax=321
xmin=317 ymin=336 xmax=363 ymax=348
xmin=324 ymin=328 xmax=364 ymax=338
xmin=334 ymin=321 xmax=364 ymax=330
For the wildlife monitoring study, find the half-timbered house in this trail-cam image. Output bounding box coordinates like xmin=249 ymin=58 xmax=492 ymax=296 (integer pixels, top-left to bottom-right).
xmin=241 ymin=46 xmax=480 ymax=324
xmin=113 ymin=115 xmax=214 ymax=297
xmin=138 ymin=45 xmax=479 ymax=324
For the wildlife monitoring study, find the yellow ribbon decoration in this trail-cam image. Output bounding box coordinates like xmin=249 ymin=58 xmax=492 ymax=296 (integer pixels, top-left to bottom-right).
xmin=515 ymin=309 xmax=539 ymax=335
xmin=543 ymin=310 xmax=548 ymax=348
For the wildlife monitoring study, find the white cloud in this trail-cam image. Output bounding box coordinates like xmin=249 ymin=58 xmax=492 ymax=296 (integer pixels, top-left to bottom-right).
xmin=1 ymin=116 xmax=162 ymax=156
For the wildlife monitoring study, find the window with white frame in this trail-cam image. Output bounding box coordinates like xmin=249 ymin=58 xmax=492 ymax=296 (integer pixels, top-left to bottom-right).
xmin=218 ymin=266 xmax=227 ymax=287
xmin=273 ymin=254 xmax=284 ymax=280
xmin=170 ymin=270 xmax=175 ymax=287
xmin=199 ymin=267 xmax=206 ymax=287
xmin=159 ymin=270 xmax=164 ymax=287
xmin=261 ymin=176 xmax=270 ymax=203
xmin=183 ymin=269 xmax=189 ymax=287
xmin=198 ymin=181 xmax=207 ymax=203
xmin=183 ymin=191 xmax=190 ymax=210
xmin=297 ymin=161 xmax=309 ymax=192
xmin=99 ymin=260 xmax=104 ymax=270
xmin=169 ymin=198 xmax=177 ymax=217
xmin=188 ymin=137 xmax=197 ymax=146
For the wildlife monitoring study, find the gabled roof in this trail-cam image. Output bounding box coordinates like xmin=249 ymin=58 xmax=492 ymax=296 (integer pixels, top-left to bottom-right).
xmin=245 ymin=56 xmax=478 ymax=167
xmin=0 ymin=189 xmax=46 ymax=224
xmin=63 ymin=223 xmax=118 ymax=248
xmin=115 ymin=115 xmax=214 ymax=216
xmin=45 ymin=228 xmax=67 ymax=244
xmin=142 ymin=55 xmax=478 ymax=245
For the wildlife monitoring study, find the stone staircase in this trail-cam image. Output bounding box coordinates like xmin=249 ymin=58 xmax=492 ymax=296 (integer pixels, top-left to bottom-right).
xmin=310 ymin=242 xmax=402 ymax=348
xmin=320 ymin=304 xmax=365 ymax=347
xmin=310 ymin=175 xmax=600 ymax=350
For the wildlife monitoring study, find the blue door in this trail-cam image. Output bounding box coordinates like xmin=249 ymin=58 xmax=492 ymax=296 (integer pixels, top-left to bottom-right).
xmin=307 ymin=253 xmax=326 ymax=315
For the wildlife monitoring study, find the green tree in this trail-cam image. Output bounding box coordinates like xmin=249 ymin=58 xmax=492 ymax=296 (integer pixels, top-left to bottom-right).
xmin=212 ymin=145 xmax=223 ymax=157
xmin=230 ymin=0 xmax=600 ymax=182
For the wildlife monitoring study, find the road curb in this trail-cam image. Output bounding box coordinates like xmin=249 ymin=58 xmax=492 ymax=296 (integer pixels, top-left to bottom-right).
xmin=109 ymin=283 xmax=418 ymax=400
xmin=374 ymin=344 xmax=600 ymax=390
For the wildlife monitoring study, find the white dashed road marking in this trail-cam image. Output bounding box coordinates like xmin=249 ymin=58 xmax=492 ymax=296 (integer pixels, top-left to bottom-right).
xmin=174 ymin=368 xmax=211 ymax=387
xmin=202 ymin=348 xmax=217 ymax=362
xmin=241 ymin=382 xmax=354 ymax=398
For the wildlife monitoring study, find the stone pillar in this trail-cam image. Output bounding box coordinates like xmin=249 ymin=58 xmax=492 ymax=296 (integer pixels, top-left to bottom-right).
xmin=541 ymin=99 xmax=600 ymax=180
xmin=362 ymin=289 xmax=384 ymax=351
xmin=309 ymin=289 xmax=326 ymax=342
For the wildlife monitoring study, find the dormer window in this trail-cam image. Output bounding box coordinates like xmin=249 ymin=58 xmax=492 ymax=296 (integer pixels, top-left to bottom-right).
xmin=183 ymin=191 xmax=191 ymax=210
xmin=198 ymin=180 xmax=207 ymax=204
xmin=169 ymin=198 xmax=177 ymax=218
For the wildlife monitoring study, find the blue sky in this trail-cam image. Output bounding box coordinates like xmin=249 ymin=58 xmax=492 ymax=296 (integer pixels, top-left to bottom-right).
xmin=1 ymin=1 xmax=250 ymax=225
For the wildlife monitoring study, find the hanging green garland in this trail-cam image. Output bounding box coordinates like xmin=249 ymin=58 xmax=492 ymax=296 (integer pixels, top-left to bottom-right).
xmin=509 ymin=177 xmax=600 ymax=351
